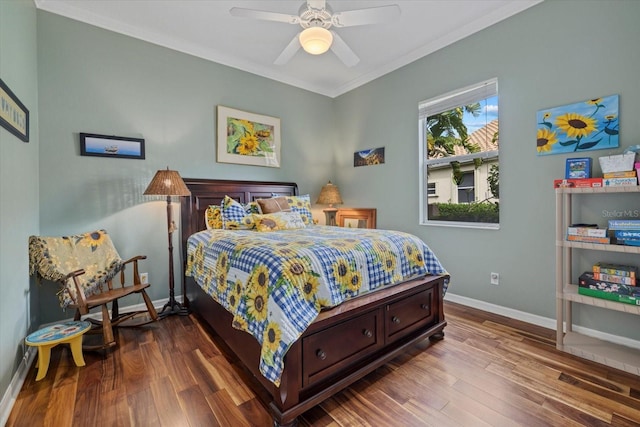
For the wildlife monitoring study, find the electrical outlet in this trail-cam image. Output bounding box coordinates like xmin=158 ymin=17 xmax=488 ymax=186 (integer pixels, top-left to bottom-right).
xmin=140 ymin=272 xmax=149 ymax=284
xmin=490 ymin=272 xmax=499 ymax=285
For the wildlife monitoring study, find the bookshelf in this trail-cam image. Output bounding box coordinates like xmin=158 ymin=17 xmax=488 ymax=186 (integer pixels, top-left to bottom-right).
xmin=555 ymin=185 xmax=640 ymax=375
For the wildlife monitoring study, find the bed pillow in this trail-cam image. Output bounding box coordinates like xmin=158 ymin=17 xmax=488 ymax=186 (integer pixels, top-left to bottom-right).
xmin=250 ymin=211 xmax=306 ymax=232
xmin=257 ymin=196 xmax=291 ymax=214
xmin=221 ymin=196 xmax=256 ymax=230
xmin=205 ymin=205 xmax=223 ymax=230
xmin=283 ymin=194 xmax=314 ymax=225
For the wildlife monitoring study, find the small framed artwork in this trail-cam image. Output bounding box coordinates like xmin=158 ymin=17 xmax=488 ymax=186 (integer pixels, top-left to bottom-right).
xmin=80 ymin=133 xmax=145 ymax=159
xmin=565 ymin=157 xmax=592 ymax=179
xmin=0 ymin=78 xmax=29 ymax=142
xmin=336 ymin=208 xmax=377 ymax=229
xmin=217 ymin=105 xmax=281 ymax=168
xmin=354 ymin=147 xmax=385 ymax=167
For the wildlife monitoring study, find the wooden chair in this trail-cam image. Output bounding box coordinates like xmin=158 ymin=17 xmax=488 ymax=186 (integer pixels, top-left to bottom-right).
xmin=29 ymin=229 xmax=158 ymax=350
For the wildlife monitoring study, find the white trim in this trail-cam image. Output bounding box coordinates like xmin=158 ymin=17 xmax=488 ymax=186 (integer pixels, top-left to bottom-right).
xmin=445 ymin=292 xmax=640 ymax=351
xmin=0 ymin=348 xmax=36 ymax=427
xmin=421 ymin=220 xmax=500 ymax=230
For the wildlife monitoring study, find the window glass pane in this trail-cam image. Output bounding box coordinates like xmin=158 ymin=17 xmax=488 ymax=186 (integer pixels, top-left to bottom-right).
xmin=419 ymin=79 xmax=499 ymax=227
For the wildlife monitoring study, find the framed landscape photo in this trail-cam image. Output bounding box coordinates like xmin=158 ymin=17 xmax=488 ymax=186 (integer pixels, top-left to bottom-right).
xmin=217 ymin=105 xmax=281 ymax=168
xmin=80 ymin=133 xmax=145 ymax=159
xmin=565 ymin=157 xmax=592 ymax=179
xmin=336 ymin=208 xmax=377 ymax=229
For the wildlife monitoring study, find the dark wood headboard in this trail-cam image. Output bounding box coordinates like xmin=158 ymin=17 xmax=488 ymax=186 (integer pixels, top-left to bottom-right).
xmin=179 ymin=178 xmax=298 ymax=254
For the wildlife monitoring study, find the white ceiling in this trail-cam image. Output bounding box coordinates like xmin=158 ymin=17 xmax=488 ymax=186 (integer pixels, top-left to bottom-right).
xmin=34 ymin=0 xmax=542 ymax=98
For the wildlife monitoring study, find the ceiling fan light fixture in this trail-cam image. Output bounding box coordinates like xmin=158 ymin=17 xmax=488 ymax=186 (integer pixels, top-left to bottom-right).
xmin=299 ymin=27 xmax=333 ymax=55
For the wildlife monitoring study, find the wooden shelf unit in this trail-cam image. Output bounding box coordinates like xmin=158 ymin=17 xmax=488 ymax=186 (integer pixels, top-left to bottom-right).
xmin=555 ymin=185 xmax=640 ymax=376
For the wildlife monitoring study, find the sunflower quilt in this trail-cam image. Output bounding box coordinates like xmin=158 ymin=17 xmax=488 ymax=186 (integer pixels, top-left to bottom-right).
xmin=185 ymin=225 xmax=447 ymax=386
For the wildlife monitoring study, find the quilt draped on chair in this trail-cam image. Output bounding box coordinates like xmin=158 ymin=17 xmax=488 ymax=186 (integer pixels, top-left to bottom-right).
xmin=29 ymin=230 xmax=123 ymax=309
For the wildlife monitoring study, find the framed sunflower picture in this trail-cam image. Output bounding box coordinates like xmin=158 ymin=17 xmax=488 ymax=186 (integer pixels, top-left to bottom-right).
xmin=536 ymin=94 xmax=619 ymax=156
xmin=217 ymin=105 xmax=281 ymax=168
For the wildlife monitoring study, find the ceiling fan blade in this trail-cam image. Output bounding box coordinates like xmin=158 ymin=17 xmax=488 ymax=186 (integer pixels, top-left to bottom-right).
xmin=307 ymin=0 xmax=326 ymax=10
xmin=229 ymin=7 xmax=300 ymax=25
xmin=329 ymin=31 xmax=359 ymax=67
xmin=274 ymin=34 xmax=302 ymax=65
xmin=332 ymin=5 xmax=401 ymax=27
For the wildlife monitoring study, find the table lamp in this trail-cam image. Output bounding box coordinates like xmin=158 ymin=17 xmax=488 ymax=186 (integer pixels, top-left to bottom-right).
xmin=316 ymin=180 xmax=343 ymax=226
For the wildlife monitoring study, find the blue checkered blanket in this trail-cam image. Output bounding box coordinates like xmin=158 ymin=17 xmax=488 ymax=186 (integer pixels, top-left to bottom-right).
xmin=185 ymin=225 xmax=447 ymax=386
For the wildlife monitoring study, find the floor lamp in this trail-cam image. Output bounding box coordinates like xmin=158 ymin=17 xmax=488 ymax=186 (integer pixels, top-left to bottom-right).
xmin=144 ymin=167 xmax=191 ymax=317
xmin=316 ymin=180 xmax=343 ymax=226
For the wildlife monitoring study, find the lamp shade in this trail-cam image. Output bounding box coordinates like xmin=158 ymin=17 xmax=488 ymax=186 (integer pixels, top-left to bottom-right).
xmin=299 ymin=27 xmax=333 ymax=55
xmin=316 ymin=181 xmax=343 ymax=206
xmin=143 ymin=168 xmax=191 ymax=196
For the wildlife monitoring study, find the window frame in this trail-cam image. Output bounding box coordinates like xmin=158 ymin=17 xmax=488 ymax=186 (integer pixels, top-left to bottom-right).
xmin=418 ymin=78 xmax=499 ymax=230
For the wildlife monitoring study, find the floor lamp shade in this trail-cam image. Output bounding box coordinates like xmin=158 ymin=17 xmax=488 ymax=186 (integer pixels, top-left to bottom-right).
xmin=143 ymin=168 xmax=191 ymax=197
xmin=144 ymin=168 xmax=191 ymax=316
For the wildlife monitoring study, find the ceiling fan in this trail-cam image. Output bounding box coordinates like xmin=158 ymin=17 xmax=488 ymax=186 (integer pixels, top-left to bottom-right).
xmin=229 ymin=0 xmax=401 ymax=67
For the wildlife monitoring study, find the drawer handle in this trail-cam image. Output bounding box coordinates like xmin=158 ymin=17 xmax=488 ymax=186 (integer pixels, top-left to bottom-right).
xmin=316 ymin=349 xmax=327 ymax=360
xmin=421 ymin=303 xmax=428 ymax=310
xmin=363 ymin=329 xmax=373 ymax=338
xmin=392 ymin=316 xmax=400 ymax=324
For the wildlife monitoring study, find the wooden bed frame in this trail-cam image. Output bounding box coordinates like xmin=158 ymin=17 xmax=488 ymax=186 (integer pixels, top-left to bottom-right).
xmin=180 ymin=178 xmax=448 ymax=427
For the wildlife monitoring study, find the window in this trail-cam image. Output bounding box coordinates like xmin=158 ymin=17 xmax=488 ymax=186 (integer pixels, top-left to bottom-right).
xmin=427 ymin=182 xmax=436 ymax=197
xmin=419 ymin=78 xmax=499 ymax=228
xmin=457 ymin=171 xmax=475 ymax=203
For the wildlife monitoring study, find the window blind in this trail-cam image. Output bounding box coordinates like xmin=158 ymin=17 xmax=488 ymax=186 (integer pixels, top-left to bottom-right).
xmin=418 ymin=78 xmax=498 ymax=120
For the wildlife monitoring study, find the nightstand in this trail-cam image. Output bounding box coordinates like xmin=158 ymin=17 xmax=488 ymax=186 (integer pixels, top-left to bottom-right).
xmin=336 ymin=208 xmax=377 ymax=229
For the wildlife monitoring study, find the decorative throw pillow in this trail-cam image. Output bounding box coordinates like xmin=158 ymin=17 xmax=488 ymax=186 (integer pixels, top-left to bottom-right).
xmin=250 ymin=211 xmax=306 ymax=232
xmin=245 ymin=201 xmax=261 ymax=214
xmin=221 ymin=196 xmax=255 ymax=230
xmin=205 ymin=205 xmax=223 ymax=230
xmin=284 ymin=194 xmax=314 ymax=225
xmin=257 ymin=196 xmax=291 ymax=214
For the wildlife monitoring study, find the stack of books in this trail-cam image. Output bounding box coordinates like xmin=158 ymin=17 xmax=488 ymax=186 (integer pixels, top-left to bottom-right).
xmin=578 ymin=262 xmax=639 ymax=305
xmin=554 ymin=178 xmax=603 ymax=188
xmin=593 ymin=262 xmax=637 ymax=285
xmin=609 ymin=219 xmax=640 ymax=246
xmin=566 ymin=224 xmax=609 ymax=244
xmin=603 ymin=170 xmax=638 ymax=187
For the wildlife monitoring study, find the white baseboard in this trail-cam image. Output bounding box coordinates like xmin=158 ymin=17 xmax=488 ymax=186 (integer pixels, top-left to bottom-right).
xmin=445 ymin=292 xmax=555 ymax=329
xmin=0 ymin=347 xmax=36 ymax=427
xmin=0 ymin=296 xmax=174 ymax=425
xmin=82 ymin=295 xmax=181 ymax=322
xmin=445 ymin=292 xmax=640 ymax=350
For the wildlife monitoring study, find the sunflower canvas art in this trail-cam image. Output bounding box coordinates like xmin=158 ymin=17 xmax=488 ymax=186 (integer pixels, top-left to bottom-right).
xmin=217 ymin=105 xmax=281 ymax=167
xmin=536 ymin=94 xmax=619 ymax=156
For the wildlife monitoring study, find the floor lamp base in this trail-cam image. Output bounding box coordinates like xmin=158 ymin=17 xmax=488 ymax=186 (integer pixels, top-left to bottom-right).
xmin=159 ymin=298 xmax=190 ymax=317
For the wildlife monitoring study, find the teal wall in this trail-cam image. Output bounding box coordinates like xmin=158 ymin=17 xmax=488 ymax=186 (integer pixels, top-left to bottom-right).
xmin=0 ymin=0 xmax=39 ymax=406
xmin=334 ymin=0 xmax=640 ymax=339
xmin=36 ymin=12 xmax=336 ymax=323
xmin=3 ymin=0 xmax=640 ymax=410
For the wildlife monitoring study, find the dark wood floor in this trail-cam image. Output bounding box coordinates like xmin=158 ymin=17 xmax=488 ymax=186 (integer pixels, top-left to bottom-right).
xmin=7 ymin=301 xmax=640 ymax=426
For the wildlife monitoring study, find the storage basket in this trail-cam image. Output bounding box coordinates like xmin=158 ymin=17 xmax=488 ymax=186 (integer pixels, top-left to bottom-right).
xmin=598 ymin=152 xmax=636 ymax=173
